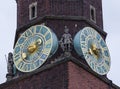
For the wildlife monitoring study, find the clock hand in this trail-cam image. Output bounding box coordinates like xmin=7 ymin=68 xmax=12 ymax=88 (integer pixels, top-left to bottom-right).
xmin=27 ymin=38 xmax=42 ymax=54
xmin=21 ymin=39 xmax=42 ymax=62
xmin=36 ymin=39 xmax=42 ymax=45
xmin=28 ymin=44 xmax=37 ymax=53
xmin=88 ymin=44 xmax=101 ymax=59
xmin=22 ymin=53 xmax=27 ymax=59
xmin=88 ymin=48 xmax=93 ymax=55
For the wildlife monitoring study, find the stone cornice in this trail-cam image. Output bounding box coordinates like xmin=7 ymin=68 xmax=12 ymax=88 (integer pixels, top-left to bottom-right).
xmin=0 ymin=56 xmax=119 ymax=89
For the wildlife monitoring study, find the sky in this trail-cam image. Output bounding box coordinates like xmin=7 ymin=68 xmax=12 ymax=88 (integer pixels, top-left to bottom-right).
xmin=0 ymin=0 xmax=120 ymax=87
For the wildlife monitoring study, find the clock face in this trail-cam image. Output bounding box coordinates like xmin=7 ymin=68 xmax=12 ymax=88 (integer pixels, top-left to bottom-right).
xmin=74 ymin=27 xmax=111 ymax=75
xmin=13 ymin=25 xmax=58 ymax=72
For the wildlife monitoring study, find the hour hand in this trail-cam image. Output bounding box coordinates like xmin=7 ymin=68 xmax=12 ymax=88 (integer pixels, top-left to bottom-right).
xmin=88 ymin=48 xmax=93 ymax=55
xmin=22 ymin=53 xmax=27 ymax=59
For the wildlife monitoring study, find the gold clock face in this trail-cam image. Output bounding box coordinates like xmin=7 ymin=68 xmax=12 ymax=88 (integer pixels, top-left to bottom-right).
xmin=13 ymin=25 xmax=53 ymax=72
xmin=74 ymin=27 xmax=111 ymax=75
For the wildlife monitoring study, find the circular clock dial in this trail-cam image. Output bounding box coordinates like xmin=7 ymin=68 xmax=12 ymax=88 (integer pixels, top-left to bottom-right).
xmin=13 ymin=25 xmax=58 ymax=72
xmin=74 ymin=27 xmax=111 ymax=75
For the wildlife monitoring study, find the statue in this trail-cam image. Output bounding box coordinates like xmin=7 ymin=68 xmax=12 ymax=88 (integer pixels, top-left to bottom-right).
xmin=6 ymin=52 xmax=14 ymax=81
xmin=59 ymin=26 xmax=73 ymax=52
xmin=7 ymin=52 xmax=14 ymax=74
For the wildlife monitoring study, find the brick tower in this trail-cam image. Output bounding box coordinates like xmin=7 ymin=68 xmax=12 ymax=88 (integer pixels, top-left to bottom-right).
xmin=14 ymin=0 xmax=105 ymax=43
xmin=0 ymin=0 xmax=120 ymax=89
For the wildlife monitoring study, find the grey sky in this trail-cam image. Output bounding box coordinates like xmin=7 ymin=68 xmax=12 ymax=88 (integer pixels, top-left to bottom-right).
xmin=0 ymin=0 xmax=120 ymax=86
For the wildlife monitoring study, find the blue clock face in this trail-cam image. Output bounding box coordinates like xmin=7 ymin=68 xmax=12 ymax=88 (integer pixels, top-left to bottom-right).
xmin=13 ymin=25 xmax=58 ymax=72
xmin=74 ymin=27 xmax=111 ymax=75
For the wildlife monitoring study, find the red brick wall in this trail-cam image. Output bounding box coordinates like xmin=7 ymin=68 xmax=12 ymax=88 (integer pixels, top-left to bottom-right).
xmin=49 ymin=0 xmax=82 ymax=16
xmin=0 ymin=61 xmax=119 ymax=89
xmin=1 ymin=63 xmax=68 ymax=89
xmin=17 ymin=0 xmax=49 ymax=28
xmin=68 ymin=61 xmax=109 ymax=89
xmin=15 ymin=0 xmax=105 ymax=46
xmin=16 ymin=0 xmax=103 ymax=29
xmin=83 ymin=0 xmax=103 ymax=29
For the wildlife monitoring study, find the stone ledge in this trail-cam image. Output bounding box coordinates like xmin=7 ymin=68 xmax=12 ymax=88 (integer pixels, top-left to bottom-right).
xmin=0 ymin=56 xmax=119 ymax=89
xmin=16 ymin=15 xmax=107 ymax=36
xmin=14 ymin=15 xmax=107 ymax=47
